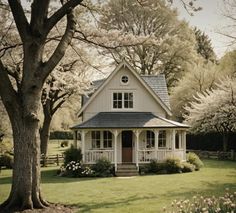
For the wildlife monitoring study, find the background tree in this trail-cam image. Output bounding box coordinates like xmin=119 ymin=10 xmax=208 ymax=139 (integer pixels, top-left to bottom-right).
xmin=194 ymin=27 xmax=217 ymax=62
xmin=184 ymin=77 xmax=236 ymax=151
xmin=170 ymin=61 xmax=218 ymax=120
xmin=40 ymin=46 xmax=91 ymax=156
xmin=98 ymin=0 xmax=199 ymax=88
xmin=220 ymin=0 xmax=236 ymax=48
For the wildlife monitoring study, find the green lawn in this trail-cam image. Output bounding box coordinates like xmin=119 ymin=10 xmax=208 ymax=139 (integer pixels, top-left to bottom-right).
xmin=0 ymin=160 xmax=236 ymax=212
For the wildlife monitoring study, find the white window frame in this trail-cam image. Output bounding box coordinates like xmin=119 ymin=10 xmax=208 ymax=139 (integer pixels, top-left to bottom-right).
xmin=112 ymin=91 xmax=134 ymax=109
xmin=158 ymin=130 xmax=167 ymax=148
xmin=103 ymin=131 xmax=113 ymax=149
xmin=91 ymin=131 xmax=101 ymax=149
xmin=120 ymin=75 xmax=129 ymax=85
xmin=146 ymin=130 xmax=155 ymax=149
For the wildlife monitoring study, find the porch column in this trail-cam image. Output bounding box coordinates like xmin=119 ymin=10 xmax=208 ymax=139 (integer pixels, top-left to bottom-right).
xmin=183 ymin=131 xmax=187 ymax=160
xmin=73 ymin=130 xmax=78 ymax=148
xmin=113 ymin=130 xmax=118 ymax=171
xmin=134 ymin=130 xmax=140 ymax=169
xmin=172 ymin=129 xmax=176 ymax=151
xmin=81 ymin=130 xmax=86 ymax=162
xmin=154 ymin=130 xmax=159 ymax=159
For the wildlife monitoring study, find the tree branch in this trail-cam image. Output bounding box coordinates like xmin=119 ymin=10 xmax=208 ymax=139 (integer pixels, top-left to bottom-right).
xmin=0 ymin=59 xmax=18 ymax=114
xmin=45 ymin=0 xmax=83 ymax=34
xmin=30 ymin=0 xmax=50 ymax=36
xmin=42 ymin=9 xmax=76 ymax=81
xmin=7 ymin=0 xmax=30 ymax=42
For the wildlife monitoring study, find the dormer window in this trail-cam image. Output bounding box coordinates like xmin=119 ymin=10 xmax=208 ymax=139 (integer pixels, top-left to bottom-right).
xmin=121 ymin=75 xmax=129 ymax=84
xmin=113 ymin=92 xmax=133 ymax=109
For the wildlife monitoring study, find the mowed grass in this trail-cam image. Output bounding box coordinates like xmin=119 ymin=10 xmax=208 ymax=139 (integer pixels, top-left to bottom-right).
xmin=0 ymin=160 xmax=236 ymax=212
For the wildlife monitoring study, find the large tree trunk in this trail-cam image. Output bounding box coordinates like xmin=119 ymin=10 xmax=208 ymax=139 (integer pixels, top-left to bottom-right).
xmin=0 ymin=97 xmax=49 ymax=211
xmin=0 ymin=40 xmax=48 ymax=211
xmin=222 ymin=134 xmax=228 ymax=152
xmin=40 ymin=116 xmax=52 ymax=156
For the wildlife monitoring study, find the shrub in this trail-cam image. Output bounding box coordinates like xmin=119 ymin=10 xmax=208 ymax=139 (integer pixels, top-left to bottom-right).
xmin=164 ymin=189 xmax=236 ymax=213
xmin=63 ymin=146 xmax=82 ymax=166
xmin=187 ymin=152 xmax=204 ymax=170
xmin=60 ymin=140 xmax=69 ymax=147
xmin=92 ymin=158 xmax=113 ymax=177
xmin=61 ymin=161 xmax=95 ymax=177
xmin=181 ymin=162 xmax=195 ymax=173
xmin=0 ymin=153 xmax=13 ymax=169
xmin=145 ymin=160 xmax=166 ymax=174
xmin=164 ymin=158 xmax=182 ymax=174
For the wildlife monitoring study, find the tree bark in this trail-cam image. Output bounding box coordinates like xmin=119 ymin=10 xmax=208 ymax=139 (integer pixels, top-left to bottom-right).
xmin=40 ymin=116 xmax=52 ymax=156
xmin=0 ymin=93 xmax=49 ymax=211
xmin=222 ymin=133 xmax=228 ymax=152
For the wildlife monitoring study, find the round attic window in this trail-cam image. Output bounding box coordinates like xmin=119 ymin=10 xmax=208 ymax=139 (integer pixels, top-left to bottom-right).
xmin=121 ymin=75 xmax=129 ymax=84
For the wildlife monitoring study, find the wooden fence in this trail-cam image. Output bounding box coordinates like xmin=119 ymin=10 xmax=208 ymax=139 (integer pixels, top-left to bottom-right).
xmin=187 ymin=149 xmax=236 ymax=161
xmin=40 ymin=154 xmax=64 ymax=167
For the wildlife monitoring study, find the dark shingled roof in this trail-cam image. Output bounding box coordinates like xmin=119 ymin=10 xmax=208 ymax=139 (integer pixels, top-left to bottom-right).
xmin=141 ymin=75 xmax=170 ymax=109
xmin=71 ymin=112 xmax=189 ymax=129
xmin=82 ymin=75 xmax=170 ymax=109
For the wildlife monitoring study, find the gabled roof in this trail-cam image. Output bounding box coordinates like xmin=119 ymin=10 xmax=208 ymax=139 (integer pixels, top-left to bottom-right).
xmin=83 ymin=74 xmax=171 ymax=109
xmin=78 ymin=60 xmax=172 ymax=117
xmin=71 ymin=112 xmax=189 ymax=129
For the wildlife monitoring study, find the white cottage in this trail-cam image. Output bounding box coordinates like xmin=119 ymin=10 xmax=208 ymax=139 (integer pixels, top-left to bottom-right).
xmin=71 ymin=60 xmax=188 ymax=175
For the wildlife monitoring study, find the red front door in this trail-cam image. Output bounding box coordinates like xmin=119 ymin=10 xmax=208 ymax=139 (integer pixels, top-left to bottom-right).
xmin=122 ymin=131 xmax=133 ymax=163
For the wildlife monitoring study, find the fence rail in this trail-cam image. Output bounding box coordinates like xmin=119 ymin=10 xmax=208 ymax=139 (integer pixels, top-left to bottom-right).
xmin=40 ymin=154 xmax=64 ymax=167
xmin=187 ymin=149 xmax=236 ymax=161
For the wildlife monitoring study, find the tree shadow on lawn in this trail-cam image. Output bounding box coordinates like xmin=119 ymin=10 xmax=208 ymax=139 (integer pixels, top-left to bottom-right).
xmin=41 ymin=169 xmax=111 ymax=184
xmin=164 ymin=181 xmax=236 ymax=202
xmin=72 ymin=194 xmax=160 ymax=213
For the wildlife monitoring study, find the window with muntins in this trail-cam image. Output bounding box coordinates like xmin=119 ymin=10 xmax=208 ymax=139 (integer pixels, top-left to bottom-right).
xmin=91 ymin=131 xmax=101 ymax=148
xmin=113 ymin=92 xmax=122 ymax=108
xmin=146 ymin=131 xmax=155 ymax=148
xmin=113 ymin=92 xmax=133 ymax=109
xmin=124 ymin=92 xmax=133 ymax=108
xmin=158 ymin=130 xmax=166 ymax=148
xmin=103 ymin=131 xmax=112 ymax=148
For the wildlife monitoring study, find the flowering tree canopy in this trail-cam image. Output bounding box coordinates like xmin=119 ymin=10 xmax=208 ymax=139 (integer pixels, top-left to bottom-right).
xmin=184 ymin=77 xmax=236 ymax=151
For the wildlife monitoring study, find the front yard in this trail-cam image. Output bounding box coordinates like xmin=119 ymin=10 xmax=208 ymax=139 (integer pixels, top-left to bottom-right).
xmin=0 ymin=160 xmax=236 ymax=212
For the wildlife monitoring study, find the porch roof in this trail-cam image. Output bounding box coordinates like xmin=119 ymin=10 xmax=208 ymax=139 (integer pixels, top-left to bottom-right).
xmin=71 ymin=112 xmax=189 ymax=129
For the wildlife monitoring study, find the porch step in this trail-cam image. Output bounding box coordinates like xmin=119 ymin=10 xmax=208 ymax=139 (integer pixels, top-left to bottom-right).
xmin=116 ymin=164 xmax=139 ymax=177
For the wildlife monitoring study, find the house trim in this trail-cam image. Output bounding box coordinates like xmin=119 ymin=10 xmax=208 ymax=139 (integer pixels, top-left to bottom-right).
xmin=77 ymin=60 xmax=172 ymax=118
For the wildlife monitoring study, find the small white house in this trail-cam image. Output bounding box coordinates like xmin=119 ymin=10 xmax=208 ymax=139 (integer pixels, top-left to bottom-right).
xmin=71 ymin=60 xmax=188 ymax=173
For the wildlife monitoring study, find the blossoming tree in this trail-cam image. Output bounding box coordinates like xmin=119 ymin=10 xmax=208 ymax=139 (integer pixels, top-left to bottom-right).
xmin=184 ymin=77 xmax=236 ymax=151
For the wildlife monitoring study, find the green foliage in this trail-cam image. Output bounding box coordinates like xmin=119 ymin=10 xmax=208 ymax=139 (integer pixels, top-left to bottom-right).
xmin=0 ymin=140 xmax=13 ymax=154
xmin=63 ymin=146 xmax=82 ymax=166
xmin=164 ymin=158 xmax=182 ymax=174
xmin=146 ymin=160 xmax=166 ymax=174
xmin=194 ymin=27 xmax=216 ymax=62
xmin=164 ymin=189 xmax=236 ymax=213
xmin=60 ymin=140 xmax=69 ymax=147
xmin=92 ymin=158 xmax=113 ymax=177
xmin=0 ymin=153 xmax=13 ymax=169
xmin=144 ymin=158 xmax=196 ymax=175
xmin=187 ymin=152 xmax=204 ymax=170
xmin=181 ymin=162 xmax=195 ymax=173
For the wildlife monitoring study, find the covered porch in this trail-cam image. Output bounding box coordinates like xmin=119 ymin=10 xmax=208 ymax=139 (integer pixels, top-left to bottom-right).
xmin=71 ymin=112 xmax=188 ymax=171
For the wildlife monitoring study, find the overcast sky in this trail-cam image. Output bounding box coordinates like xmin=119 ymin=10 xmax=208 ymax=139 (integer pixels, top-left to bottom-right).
xmin=173 ymin=0 xmax=231 ymax=58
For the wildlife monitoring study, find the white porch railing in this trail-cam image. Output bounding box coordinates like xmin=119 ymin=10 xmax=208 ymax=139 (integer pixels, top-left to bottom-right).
xmin=138 ymin=149 xmax=185 ymax=163
xmin=85 ymin=150 xmax=114 ymax=163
